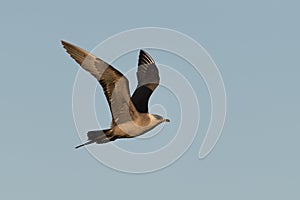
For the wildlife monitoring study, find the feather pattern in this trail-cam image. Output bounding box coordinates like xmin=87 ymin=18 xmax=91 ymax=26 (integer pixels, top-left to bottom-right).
xmin=61 ymin=40 xmax=138 ymax=126
xmin=131 ymin=50 xmax=160 ymax=113
xmin=62 ymin=42 xmax=169 ymax=148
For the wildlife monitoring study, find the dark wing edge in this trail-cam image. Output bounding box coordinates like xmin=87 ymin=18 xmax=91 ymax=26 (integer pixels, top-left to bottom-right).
xmin=61 ymin=40 xmax=139 ymax=126
xmin=61 ymin=40 xmax=102 ymax=79
xmin=138 ymin=49 xmax=155 ymax=66
xmin=131 ymin=50 xmax=160 ymax=113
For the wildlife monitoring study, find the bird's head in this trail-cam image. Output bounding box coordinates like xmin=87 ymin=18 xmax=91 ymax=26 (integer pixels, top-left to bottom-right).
xmin=152 ymin=114 xmax=170 ymax=123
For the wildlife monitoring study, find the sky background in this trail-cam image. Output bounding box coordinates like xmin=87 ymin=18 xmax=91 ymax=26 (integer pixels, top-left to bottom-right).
xmin=1 ymin=0 xmax=299 ymax=199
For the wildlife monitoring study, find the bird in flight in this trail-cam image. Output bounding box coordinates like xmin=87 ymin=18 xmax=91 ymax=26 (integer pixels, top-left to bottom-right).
xmin=61 ymin=41 xmax=170 ymax=149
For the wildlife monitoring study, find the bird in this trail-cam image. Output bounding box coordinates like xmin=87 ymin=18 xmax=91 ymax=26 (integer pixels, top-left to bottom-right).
xmin=61 ymin=40 xmax=170 ymax=149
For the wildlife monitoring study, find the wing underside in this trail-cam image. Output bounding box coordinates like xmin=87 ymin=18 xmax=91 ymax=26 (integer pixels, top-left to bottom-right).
xmin=61 ymin=40 xmax=138 ymax=126
xmin=131 ymin=50 xmax=160 ymax=113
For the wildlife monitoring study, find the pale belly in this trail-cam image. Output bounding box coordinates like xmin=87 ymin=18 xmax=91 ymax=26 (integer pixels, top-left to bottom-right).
xmin=116 ymin=121 xmax=157 ymax=137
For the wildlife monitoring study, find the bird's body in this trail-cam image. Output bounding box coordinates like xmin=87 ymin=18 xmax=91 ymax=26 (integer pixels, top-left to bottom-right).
xmin=61 ymin=40 xmax=170 ymax=148
xmin=115 ymin=113 xmax=164 ymax=136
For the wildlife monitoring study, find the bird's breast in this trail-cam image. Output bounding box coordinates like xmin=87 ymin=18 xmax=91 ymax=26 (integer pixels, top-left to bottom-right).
xmin=115 ymin=120 xmax=156 ymax=137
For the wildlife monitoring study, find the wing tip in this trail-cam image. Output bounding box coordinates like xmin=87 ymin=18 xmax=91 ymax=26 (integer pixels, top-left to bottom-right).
xmin=138 ymin=49 xmax=155 ymax=65
xmin=61 ymin=40 xmax=89 ymax=66
xmin=139 ymin=49 xmax=147 ymax=55
xmin=61 ymin=40 xmax=76 ymax=51
xmin=61 ymin=40 xmax=69 ymax=47
xmin=139 ymin=49 xmax=150 ymax=58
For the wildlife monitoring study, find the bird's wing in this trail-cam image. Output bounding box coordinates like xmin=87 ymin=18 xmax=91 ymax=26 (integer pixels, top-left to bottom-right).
xmin=61 ymin=40 xmax=138 ymax=126
xmin=131 ymin=50 xmax=160 ymax=113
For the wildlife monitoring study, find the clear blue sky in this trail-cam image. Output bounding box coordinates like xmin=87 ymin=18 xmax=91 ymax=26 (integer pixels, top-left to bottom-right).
xmin=0 ymin=0 xmax=299 ymax=199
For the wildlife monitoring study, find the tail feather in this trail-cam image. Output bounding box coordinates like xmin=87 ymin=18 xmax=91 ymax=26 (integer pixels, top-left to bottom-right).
xmin=87 ymin=129 xmax=110 ymax=140
xmin=75 ymin=129 xmax=112 ymax=149
xmin=75 ymin=140 xmax=94 ymax=149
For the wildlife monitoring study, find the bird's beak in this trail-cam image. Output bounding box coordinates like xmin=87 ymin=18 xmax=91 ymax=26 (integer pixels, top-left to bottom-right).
xmin=165 ymin=119 xmax=170 ymax=122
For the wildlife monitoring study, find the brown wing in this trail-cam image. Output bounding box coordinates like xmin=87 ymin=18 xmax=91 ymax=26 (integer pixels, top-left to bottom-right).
xmin=131 ymin=50 xmax=160 ymax=113
xmin=61 ymin=40 xmax=138 ymax=126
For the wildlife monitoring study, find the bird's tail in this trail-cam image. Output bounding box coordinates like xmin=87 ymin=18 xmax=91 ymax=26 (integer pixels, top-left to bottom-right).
xmin=75 ymin=129 xmax=111 ymax=149
xmin=75 ymin=140 xmax=95 ymax=149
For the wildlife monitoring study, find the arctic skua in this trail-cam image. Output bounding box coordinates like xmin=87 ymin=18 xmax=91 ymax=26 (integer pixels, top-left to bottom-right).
xmin=61 ymin=41 xmax=170 ymax=148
